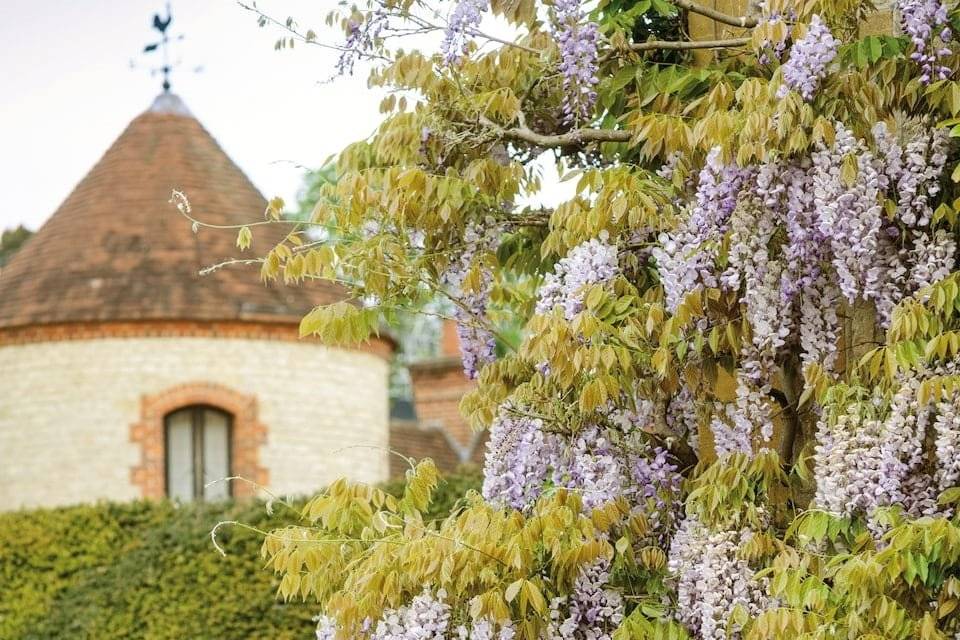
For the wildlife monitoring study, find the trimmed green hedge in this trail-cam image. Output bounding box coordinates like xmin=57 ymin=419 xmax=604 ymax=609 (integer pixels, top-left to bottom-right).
xmin=0 ymin=468 xmax=481 ymax=639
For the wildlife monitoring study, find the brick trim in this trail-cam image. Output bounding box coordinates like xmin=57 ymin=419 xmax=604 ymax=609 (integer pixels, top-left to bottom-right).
xmin=130 ymin=382 xmax=268 ymax=498
xmin=0 ymin=320 xmax=393 ymax=360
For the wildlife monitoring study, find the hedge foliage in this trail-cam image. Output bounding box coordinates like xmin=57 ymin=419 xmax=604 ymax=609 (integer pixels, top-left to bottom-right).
xmin=0 ymin=467 xmax=481 ymax=639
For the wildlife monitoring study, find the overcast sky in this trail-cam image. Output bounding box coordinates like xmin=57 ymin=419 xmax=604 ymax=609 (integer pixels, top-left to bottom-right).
xmin=0 ymin=0 xmax=391 ymax=231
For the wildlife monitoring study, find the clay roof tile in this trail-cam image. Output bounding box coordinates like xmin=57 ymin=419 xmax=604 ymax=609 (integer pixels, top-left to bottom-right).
xmin=0 ymin=93 xmax=342 ymax=329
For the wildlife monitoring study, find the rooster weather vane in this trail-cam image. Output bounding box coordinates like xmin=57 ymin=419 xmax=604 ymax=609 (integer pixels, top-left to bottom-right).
xmin=137 ymin=3 xmax=201 ymax=92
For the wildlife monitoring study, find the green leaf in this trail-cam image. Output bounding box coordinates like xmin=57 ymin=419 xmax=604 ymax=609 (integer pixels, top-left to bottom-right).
xmin=504 ymin=579 xmax=522 ymax=603
xmin=236 ymin=226 xmax=253 ymax=251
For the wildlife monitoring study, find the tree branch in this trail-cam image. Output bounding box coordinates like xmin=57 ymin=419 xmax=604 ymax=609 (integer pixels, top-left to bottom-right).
xmin=504 ymin=207 xmax=552 ymax=227
xmin=630 ymin=36 xmax=751 ymax=52
xmin=479 ymin=116 xmax=632 ymax=147
xmin=671 ymin=0 xmax=759 ymax=28
xmin=777 ymin=355 xmax=803 ymax=465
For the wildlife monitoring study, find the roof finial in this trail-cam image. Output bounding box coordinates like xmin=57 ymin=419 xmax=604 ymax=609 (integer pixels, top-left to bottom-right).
xmin=144 ymin=3 xmax=174 ymax=92
xmin=140 ymin=3 xmax=200 ymax=93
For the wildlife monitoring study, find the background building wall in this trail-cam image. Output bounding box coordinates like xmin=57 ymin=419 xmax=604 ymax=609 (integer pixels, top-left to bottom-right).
xmin=687 ymin=1 xmax=896 ymax=62
xmin=0 ymin=334 xmax=389 ymax=509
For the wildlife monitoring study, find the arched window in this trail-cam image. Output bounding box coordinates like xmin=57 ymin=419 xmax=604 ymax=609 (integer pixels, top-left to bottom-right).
xmin=164 ymin=406 xmax=232 ymax=501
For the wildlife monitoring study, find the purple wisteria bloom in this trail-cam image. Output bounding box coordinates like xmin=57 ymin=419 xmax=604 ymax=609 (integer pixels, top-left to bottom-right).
xmin=536 ymin=237 xmax=619 ymax=319
xmin=553 ymin=0 xmax=600 ymax=123
xmin=653 ymin=147 xmax=751 ymax=311
xmin=543 ymin=558 xmax=624 ymax=640
xmin=777 ymin=15 xmax=839 ymax=101
xmin=481 ymin=409 xmax=554 ymax=511
xmin=337 ymin=10 xmax=387 ymax=76
xmin=668 ymin=516 xmax=769 ymax=639
xmin=441 ymin=222 xmax=501 ymax=379
xmin=455 ymin=618 xmax=517 ymax=640
xmin=440 ymin=0 xmax=489 ymax=65
xmin=551 ymin=426 xmax=625 ymax=511
xmin=898 ymin=0 xmax=953 ymax=83
xmin=370 ymin=588 xmax=451 ymax=640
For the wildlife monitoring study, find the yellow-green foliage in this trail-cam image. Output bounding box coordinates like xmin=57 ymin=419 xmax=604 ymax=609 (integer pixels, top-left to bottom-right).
xmin=262 ymin=461 xmax=669 ymax=639
xmin=235 ymin=0 xmax=960 ymax=637
xmin=0 ymin=470 xmax=481 ymax=639
xmin=0 ymin=500 xmax=313 ymax=639
xmin=750 ymin=509 xmax=960 ymax=639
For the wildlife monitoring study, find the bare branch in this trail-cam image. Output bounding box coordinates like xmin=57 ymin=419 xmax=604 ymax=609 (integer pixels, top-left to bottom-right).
xmin=630 ymin=36 xmax=751 ymax=52
xmin=778 ymin=355 xmax=803 ymax=464
xmin=671 ymin=0 xmax=759 ymax=28
xmin=479 ymin=115 xmax=632 ymax=147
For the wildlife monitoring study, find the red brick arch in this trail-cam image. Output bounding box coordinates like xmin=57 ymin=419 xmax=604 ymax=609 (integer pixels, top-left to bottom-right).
xmin=130 ymin=382 xmax=268 ymax=498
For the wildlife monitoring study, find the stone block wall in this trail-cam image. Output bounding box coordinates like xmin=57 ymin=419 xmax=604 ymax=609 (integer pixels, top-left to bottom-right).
xmin=0 ymin=332 xmax=389 ymax=509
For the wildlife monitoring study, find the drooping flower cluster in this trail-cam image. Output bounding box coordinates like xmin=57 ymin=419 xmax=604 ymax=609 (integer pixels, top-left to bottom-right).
xmin=934 ymin=395 xmax=960 ymax=494
xmin=630 ymin=446 xmax=682 ymax=508
xmin=908 ymin=228 xmax=956 ymax=292
xmin=897 ymin=0 xmax=953 ymax=83
xmin=552 ymin=426 xmax=627 ymax=511
xmin=441 ymin=0 xmax=489 ymax=65
xmin=755 ymin=1 xmax=795 ymax=65
xmin=714 ymin=183 xmax=784 ymax=456
xmin=875 ymin=122 xmax=950 ymax=228
xmin=370 ymin=588 xmax=451 ymax=640
xmin=777 ymin=14 xmax=839 ymax=101
xmin=798 ymin=274 xmax=842 ymax=370
xmin=543 ymin=558 xmax=624 ymax=640
xmin=724 ymin=198 xmax=791 ymax=373
xmin=337 ymin=10 xmax=387 ymax=76
xmin=552 ymin=0 xmax=600 ymax=123
xmin=442 ymin=222 xmax=502 ymax=379
xmin=631 ymin=446 xmax=684 ymax=541
xmin=482 ymin=403 xmax=682 ymax=529
xmin=875 ymin=377 xmax=941 ymax=520
xmin=812 ymin=396 xmax=888 ymax=518
xmin=654 ymin=147 xmax=752 ymax=311
xmin=481 ymin=409 xmax=553 ymax=511
xmin=710 ymin=373 xmax=776 ymax=459
xmin=536 ymin=236 xmax=619 ymax=319
xmin=760 ymin=164 xmax=816 ymax=300
xmin=668 ymin=516 xmax=769 ymax=640
xmin=813 ymin=123 xmax=886 ymax=304
xmin=872 ymin=123 xmax=955 ymax=303
xmin=315 ymin=615 xmax=338 ymax=640
xmin=813 ymin=366 xmax=960 ymax=529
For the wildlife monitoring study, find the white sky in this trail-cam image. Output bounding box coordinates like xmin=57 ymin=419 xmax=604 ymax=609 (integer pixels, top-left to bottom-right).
xmin=0 ymin=0 xmax=390 ymax=231
xmin=0 ymin=0 xmax=570 ymax=233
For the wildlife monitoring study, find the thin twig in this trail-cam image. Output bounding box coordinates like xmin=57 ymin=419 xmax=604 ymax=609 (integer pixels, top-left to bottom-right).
xmin=236 ymin=1 xmax=392 ymax=62
xmin=403 ymin=10 xmax=540 ymax=55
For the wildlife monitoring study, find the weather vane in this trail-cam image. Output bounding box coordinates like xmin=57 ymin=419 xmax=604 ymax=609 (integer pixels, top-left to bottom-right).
xmin=136 ymin=3 xmax=201 ymax=93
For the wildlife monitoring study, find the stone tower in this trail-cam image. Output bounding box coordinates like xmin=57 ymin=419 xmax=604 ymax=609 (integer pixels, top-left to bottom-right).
xmin=0 ymin=93 xmax=393 ymax=509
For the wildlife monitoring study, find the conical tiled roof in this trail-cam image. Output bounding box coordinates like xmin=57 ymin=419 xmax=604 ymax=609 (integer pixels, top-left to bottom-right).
xmin=0 ymin=93 xmax=343 ymax=329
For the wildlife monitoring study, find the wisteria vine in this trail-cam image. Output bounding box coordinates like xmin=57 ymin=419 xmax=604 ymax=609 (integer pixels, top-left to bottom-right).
xmin=280 ymin=2 xmax=960 ymax=638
